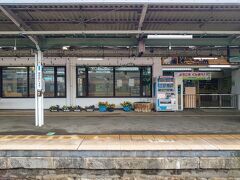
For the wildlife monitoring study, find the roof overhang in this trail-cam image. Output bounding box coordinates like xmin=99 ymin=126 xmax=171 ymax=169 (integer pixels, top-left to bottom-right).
xmin=1 ymin=0 xmax=240 ymax=5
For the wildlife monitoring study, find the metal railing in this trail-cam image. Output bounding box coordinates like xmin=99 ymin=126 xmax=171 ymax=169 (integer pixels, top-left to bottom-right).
xmin=183 ymin=94 xmax=239 ymax=109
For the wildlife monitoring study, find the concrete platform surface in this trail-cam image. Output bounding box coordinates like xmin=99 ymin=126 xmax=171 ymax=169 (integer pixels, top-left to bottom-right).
xmin=0 ymin=134 xmax=240 ymax=150
xmin=0 ymin=110 xmax=240 ymax=135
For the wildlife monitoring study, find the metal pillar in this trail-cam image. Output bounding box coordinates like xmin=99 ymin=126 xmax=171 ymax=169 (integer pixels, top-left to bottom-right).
xmin=35 ymin=51 xmax=44 ymax=127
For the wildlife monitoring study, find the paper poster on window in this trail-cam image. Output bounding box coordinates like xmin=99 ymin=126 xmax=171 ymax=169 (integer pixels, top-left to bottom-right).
xmin=129 ymin=79 xmax=135 ymax=87
xmin=117 ymin=79 xmax=122 ymax=87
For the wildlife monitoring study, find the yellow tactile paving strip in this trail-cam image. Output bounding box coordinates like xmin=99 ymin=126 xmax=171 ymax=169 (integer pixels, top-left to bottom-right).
xmin=0 ymin=134 xmax=240 ymax=150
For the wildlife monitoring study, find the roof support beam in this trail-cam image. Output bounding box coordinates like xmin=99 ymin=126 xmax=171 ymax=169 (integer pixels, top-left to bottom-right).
xmin=0 ymin=5 xmax=40 ymax=50
xmin=138 ymin=4 xmax=148 ymax=31
xmin=0 ymin=30 xmax=240 ymax=35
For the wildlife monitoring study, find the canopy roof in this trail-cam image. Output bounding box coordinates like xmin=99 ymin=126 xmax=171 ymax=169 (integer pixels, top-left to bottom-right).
xmin=0 ymin=2 xmax=240 ymax=50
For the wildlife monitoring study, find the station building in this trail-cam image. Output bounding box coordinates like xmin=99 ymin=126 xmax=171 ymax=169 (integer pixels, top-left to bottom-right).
xmin=0 ymin=1 xmax=240 ymax=112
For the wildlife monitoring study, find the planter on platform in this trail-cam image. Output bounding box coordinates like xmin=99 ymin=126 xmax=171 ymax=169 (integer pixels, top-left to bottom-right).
xmin=49 ymin=105 xmax=60 ymax=112
xmin=123 ymin=106 xmax=132 ymax=112
xmin=85 ymin=105 xmax=95 ymax=112
xmin=71 ymin=106 xmax=83 ymax=112
xmin=62 ymin=106 xmax=71 ymax=112
xmin=107 ymin=104 xmax=115 ymax=112
xmin=99 ymin=105 xmax=107 ymax=112
xmin=134 ymin=102 xmax=152 ymax=112
xmin=121 ymin=101 xmax=133 ymax=112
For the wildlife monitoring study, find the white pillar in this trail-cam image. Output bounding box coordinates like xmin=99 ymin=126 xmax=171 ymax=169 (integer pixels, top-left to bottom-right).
xmin=152 ymin=57 xmax=162 ymax=78
xmin=66 ymin=58 xmax=76 ymax=106
xmin=35 ymin=51 xmax=44 ymax=127
xmin=231 ymin=68 xmax=240 ymax=110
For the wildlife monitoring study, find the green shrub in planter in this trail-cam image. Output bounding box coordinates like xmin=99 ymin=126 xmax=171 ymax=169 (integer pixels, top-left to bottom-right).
xmin=85 ymin=105 xmax=95 ymax=112
xmin=71 ymin=105 xmax=83 ymax=112
xmin=49 ymin=105 xmax=60 ymax=112
xmin=62 ymin=105 xmax=71 ymax=112
xmin=120 ymin=101 xmax=132 ymax=112
xmin=107 ymin=103 xmax=115 ymax=112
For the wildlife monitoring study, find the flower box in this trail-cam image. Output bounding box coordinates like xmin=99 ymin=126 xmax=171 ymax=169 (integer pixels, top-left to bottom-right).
xmin=73 ymin=109 xmax=81 ymax=112
xmin=62 ymin=109 xmax=71 ymax=112
xmin=85 ymin=105 xmax=95 ymax=112
xmin=86 ymin=108 xmax=94 ymax=112
xmin=123 ymin=106 xmax=131 ymax=112
xmin=50 ymin=109 xmax=58 ymax=112
xmin=134 ymin=102 xmax=152 ymax=112
xmin=99 ymin=105 xmax=107 ymax=112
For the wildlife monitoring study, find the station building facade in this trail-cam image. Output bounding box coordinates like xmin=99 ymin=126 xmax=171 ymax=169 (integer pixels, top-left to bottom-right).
xmin=0 ymin=56 xmax=239 ymax=110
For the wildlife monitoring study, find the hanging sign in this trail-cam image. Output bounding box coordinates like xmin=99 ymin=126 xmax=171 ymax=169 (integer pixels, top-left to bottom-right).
xmin=36 ymin=64 xmax=42 ymax=90
xmin=175 ymin=72 xmax=211 ymax=80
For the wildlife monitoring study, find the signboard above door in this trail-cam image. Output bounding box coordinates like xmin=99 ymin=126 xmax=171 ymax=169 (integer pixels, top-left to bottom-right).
xmin=175 ymin=72 xmax=211 ymax=80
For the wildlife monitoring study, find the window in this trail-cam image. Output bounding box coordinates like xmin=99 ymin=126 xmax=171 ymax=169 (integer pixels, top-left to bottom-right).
xmin=77 ymin=67 xmax=87 ymax=96
xmin=43 ymin=67 xmax=55 ymax=97
xmin=56 ymin=67 xmax=66 ymax=97
xmin=141 ymin=67 xmax=152 ymax=97
xmin=76 ymin=66 xmax=152 ymax=97
xmin=88 ymin=67 xmax=114 ymax=97
xmin=115 ymin=67 xmax=140 ymax=96
xmin=29 ymin=67 xmax=35 ymax=97
xmin=2 ymin=67 xmax=28 ymax=97
xmin=0 ymin=66 xmax=66 ymax=98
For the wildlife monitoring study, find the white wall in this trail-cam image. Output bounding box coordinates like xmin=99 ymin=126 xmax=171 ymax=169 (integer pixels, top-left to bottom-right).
xmin=0 ymin=57 xmax=161 ymax=109
xmin=232 ymin=68 xmax=240 ymax=110
xmin=0 ymin=98 xmax=67 ymax=109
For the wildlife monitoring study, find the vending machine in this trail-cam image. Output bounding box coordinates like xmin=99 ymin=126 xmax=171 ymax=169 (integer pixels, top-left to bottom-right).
xmin=155 ymin=76 xmax=177 ymax=111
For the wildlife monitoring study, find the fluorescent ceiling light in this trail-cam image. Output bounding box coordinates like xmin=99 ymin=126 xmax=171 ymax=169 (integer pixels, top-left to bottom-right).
xmin=147 ymin=35 xmax=193 ymax=39
xmin=193 ymin=57 xmax=218 ymax=60
xmin=62 ymin=46 xmax=70 ymax=50
xmin=199 ymin=68 xmax=221 ymax=71
xmin=208 ymin=65 xmax=231 ymax=68
xmin=77 ymin=57 xmax=104 ymax=61
xmin=163 ymin=68 xmax=192 ymax=71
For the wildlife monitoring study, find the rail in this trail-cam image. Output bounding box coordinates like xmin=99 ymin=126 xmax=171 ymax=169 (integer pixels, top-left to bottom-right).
xmin=183 ymin=94 xmax=239 ymax=109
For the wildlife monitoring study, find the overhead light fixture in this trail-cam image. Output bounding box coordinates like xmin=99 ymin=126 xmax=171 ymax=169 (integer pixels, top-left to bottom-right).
xmin=168 ymin=42 xmax=172 ymax=50
xmin=14 ymin=38 xmax=17 ymax=51
xmin=208 ymin=65 xmax=231 ymax=68
xmin=199 ymin=68 xmax=222 ymax=71
xmin=62 ymin=46 xmax=70 ymax=50
xmin=77 ymin=57 xmax=104 ymax=61
xmin=162 ymin=68 xmax=192 ymax=71
xmin=147 ymin=35 xmax=193 ymax=39
xmin=194 ymin=57 xmax=218 ymax=60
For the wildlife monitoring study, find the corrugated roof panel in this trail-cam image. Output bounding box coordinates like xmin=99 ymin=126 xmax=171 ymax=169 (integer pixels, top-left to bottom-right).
xmin=144 ymin=23 xmax=240 ymax=31
xmin=146 ymin=11 xmax=240 ymax=21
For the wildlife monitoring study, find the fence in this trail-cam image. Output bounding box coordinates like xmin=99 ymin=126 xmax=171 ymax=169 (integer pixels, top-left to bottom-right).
xmin=183 ymin=94 xmax=239 ymax=109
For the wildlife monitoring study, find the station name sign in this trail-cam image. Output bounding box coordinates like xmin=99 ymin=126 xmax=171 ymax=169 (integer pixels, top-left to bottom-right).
xmin=175 ymin=72 xmax=211 ymax=80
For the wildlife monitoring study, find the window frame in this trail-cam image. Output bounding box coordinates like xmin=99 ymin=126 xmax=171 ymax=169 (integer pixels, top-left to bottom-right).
xmin=1 ymin=66 xmax=29 ymax=98
xmin=0 ymin=66 xmax=66 ymax=98
xmin=76 ymin=66 xmax=152 ymax=98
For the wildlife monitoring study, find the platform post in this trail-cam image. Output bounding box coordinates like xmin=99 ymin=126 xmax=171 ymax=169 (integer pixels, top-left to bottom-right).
xmin=35 ymin=51 xmax=44 ymax=127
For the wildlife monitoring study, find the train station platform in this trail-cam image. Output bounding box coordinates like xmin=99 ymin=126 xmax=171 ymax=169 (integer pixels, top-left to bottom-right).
xmin=0 ymin=134 xmax=240 ymax=179
xmin=0 ymin=109 xmax=239 ymax=135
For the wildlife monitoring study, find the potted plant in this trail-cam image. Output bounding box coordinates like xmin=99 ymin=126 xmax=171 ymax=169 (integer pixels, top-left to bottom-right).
xmin=107 ymin=103 xmax=115 ymax=112
xmin=85 ymin=105 xmax=95 ymax=112
xmin=49 ymin=105 xmax=60 ymax=112
xmin=71 ymin=105 xmax=83 ymax=112
xmin=121 ymin=101 xmax=132 ymax=112
xmin=62 ymin=105 xmax=71 ymax=112
xmin=98 ymin=102 xmax=108 ymax=112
